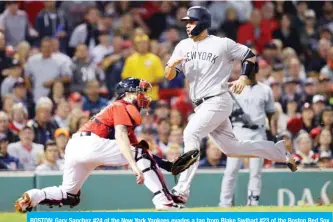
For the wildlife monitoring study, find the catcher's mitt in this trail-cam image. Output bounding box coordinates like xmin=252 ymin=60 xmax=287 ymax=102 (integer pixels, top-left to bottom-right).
xmin=171 ymin=149 xmax=200 ymax=175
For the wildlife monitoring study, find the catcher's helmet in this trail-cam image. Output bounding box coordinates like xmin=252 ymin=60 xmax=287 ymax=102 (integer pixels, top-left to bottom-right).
xmin=115 ymin=77 xmax=152 ymax=109
xmin=181 ymin=6 xmax=211 ymax=37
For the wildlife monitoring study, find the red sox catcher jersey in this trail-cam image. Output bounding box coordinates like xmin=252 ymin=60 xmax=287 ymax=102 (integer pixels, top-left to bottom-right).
xmin=79 ymin=100 xmax=141 ymax=145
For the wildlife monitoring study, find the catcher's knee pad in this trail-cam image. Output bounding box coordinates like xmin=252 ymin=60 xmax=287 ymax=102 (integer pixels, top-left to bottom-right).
xmin=134 ymin=148 xmax=172 ymax=200
xmin=39 ymin=191 xmax=81 ymax=209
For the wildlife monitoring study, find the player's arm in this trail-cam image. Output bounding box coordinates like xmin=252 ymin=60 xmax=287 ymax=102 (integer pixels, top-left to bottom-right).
xmin=164 ymin=43 xmax=184 ymax=80
xmin=115 ymin=125 xmax=143 ymax=182
xmin=238 ymin=50 xmax=257 ymax=84
xmin=266 ymin=111 xmax=277 ymax=137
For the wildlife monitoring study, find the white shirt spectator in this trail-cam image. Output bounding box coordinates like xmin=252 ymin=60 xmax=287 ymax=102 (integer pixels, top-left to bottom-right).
xmin=7 ymin=141 xmax=44 ymax=170
xmin=25 ymin=53 xmax=72 ymax=102
xmin=35 ymin=160 xmax=64 ymax=172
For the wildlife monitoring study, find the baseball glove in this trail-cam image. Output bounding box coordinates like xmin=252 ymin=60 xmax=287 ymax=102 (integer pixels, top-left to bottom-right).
xmin=171 ymin=149 xmax=200 ymax=175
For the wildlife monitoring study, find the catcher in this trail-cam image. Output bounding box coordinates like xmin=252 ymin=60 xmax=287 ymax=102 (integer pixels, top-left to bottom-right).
xmin=15 ymin=77 xmax=199 ymax=212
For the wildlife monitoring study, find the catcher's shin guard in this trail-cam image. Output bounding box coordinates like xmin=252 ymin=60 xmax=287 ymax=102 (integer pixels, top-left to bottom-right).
xmin=134 ymin=148 xmax=173 ymax=202
xmin=39 ymin=191 xmax=81 ymax=209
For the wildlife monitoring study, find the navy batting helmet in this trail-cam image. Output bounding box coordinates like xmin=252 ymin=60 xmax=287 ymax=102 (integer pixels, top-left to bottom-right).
xmin=181 ymin=6 xmax=211 ymax=37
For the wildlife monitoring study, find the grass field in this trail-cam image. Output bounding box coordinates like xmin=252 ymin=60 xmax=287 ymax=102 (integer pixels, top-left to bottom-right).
xmin=0 ymin=206 xmax=332 ymax=222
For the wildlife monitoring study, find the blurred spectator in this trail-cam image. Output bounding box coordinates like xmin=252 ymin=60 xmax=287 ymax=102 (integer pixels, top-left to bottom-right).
xmin=301 ymin=78 xmax=316 ymax=105
xmin=156 ymin=118 xmax=171 ymax=155
xmin=59 ymin=1 xmax=96 ymax=32
xmin=318 ymin=2 xmax=333 ymax=33
xmin=144 ymin=2 xmax=172 ymax=40
xmin=27 ymin=97 xmax=58 ymax=145
xmin=280 ymin=79 xmax=302 ymax=113
xmin=0 ymin=32 xmax=13 ymax=89
xmin=270 ymin=81 xmax=282 ymax=103
xmin=293 ymin=132 xmax=318 ymax=168
xmin=292 ymin=1 xmax=308 ymax=31
xmin=52 ymin=99 xmax=70 ymax=130
xmin=273 ymin=14 xmax=302 ymax=54
xmin=165 ymin=143 xmax=181 ymax=162
xmin=1 ymin=94 xmax=14 ymax=115
xmin=49 ymin=80 xmax=65 ymax=106
xmin=51 ymin=38 xmax=72 ymax=73
xmin=34 ymin=0 xmax=68 ymax=51
xmin=306 ymin=38 xmax=331 ymax=72
xmin=269 ymin=61 xmax=285 ymax=84
xmin=320 ymin=107 xmax=333 ymax=130
xmin=54 ymin=128 xmax=69 ymax=160
xmin=101 ymin=37 xmax=132 ymax=99
xmin=70 ymin=44 xmax=104 ymax=94
xmin=68 ymin=6 xmax=100 ymax=55
xmin=199 ymin=139 xmax=226 ymax=168
xmin=0 ymin=111 xmax=18 ymax=143
xmin=286 ymin=57 xmax=306 ymax=81
xmin=220 ymin=7 xmax=240 ymax=41
xmin=7 ymin=125 xmax=44 ymax=170
xmin=35 ymin=140 xmax=64 ymax=172
xmin=25 ymin=37 xmax=72 ymax=103
xmin=8 ymin=103 xmax=28 ymax=136
xmin=274 ymin=102 xmax=288 ymax=134
xmin=121 ymin=34 xmax=164 ymax=102
xmin=312 ymin=95 xmax=326 ymax=125
xmin=315 ymin=128 xmax=333 ymax=158
xmin=300 ymin=9 xmax=318 ymax=53
xmin=1 ymin=59 xmax=23 ymax=97
xmin=13 ymin=41 xmax=31 ymax=68
xmin=169 ymin=109 xmax=184 ymax=129
xmin=91 ymin=31 xmax=113 ymax=65
xmin=0 ymin=135 xmax=19 ymax=170
xmin=261 ymin=2 xmax=279 ymax=33
xmin=154 ymin=100 xmax=170 ymax=121
xmin=237 ymin=9 xmax=272 ymax=54
xmin=317 ymin=152 xmax=333 ymax=169
xmin=135 ymin=109 xmax=157 ymax=135
xmin=300 ymin=103 xmax=315 ymax=133
xmin=319 ymin=47 xmax=333 ymax=81
xmin=0 ymin=1 xmax=38 ymax=47
xmin=168 ymin=127 xmax=184 ymax=149
xmin=82 ymin=80 xmax=108 ymax=116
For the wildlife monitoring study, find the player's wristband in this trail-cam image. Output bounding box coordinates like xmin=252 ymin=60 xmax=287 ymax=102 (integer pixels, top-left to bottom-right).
xmin=241 ymin=60 xmax=256 ymax=78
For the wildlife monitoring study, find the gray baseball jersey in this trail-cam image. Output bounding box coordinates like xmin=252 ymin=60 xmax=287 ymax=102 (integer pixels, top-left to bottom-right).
xmin=232 ymin=82 xmax=276 ymax=128
xmin=168 ymin=35 xmax=249 ymax=101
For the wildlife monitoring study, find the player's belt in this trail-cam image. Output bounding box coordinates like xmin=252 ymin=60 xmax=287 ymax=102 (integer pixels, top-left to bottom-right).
xmin=192 ymin=95 xmax=215 ymax=106
xmin=78 ymin=132 xmax=93 ymax=137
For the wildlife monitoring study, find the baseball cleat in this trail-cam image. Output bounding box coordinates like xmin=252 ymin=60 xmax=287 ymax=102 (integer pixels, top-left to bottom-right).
xmin=171 ymin=189 xmax=188 ymax=204
xmin=275 ymin=140 xmax=297 ymax=172
xmin=155 ymin=203 xmax=184 ymax=211
xmin=286 ymin=157 xmax=297 ymax=172
xmin=15 ymin=193 xmax=33 ymax=213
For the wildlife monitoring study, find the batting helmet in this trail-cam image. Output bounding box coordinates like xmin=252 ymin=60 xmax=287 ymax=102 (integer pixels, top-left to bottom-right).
xmin=181 ymin=6 xmax=211 ymax=37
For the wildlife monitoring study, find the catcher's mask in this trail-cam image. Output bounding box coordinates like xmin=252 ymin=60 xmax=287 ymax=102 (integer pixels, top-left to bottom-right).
xmin=116 ymin=77 xmax=152 ymax=110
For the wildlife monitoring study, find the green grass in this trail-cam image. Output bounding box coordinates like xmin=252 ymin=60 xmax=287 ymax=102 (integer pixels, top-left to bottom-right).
xmin=1 ymin=206 xmax=332 ymax=222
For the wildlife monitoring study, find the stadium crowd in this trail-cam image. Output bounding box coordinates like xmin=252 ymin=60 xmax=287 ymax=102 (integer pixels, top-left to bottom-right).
xmin=0 ymin=1 xmax=333 ymax=172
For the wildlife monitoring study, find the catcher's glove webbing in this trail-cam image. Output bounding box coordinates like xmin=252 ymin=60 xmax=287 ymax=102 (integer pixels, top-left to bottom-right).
xmin=171 ymin=149 xmax=200 ymax=175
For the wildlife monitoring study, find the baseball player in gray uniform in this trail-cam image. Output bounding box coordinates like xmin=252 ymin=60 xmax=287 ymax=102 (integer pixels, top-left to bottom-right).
xmin=164 ymin=6 xmax=297 ymax=205
xmin=219 ymin=75 xmax=277 ymax=207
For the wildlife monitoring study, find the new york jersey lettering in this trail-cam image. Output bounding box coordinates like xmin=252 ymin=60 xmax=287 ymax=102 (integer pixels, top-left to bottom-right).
xmin=185 ymin=51 xmax=218 ymax=64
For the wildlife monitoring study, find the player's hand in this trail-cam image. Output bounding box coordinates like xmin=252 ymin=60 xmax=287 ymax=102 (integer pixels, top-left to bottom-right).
xmin=228 ymin=76 xmax=248 ymax=94
xmin=133 ymin=167 xmax=144 ymax=185
xmin=169 ymin=57 xmax=186 ymax=67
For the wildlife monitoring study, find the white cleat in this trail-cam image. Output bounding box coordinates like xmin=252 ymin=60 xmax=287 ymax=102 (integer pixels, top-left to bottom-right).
xmin=155 ymin=203 xmax=184 ymax=211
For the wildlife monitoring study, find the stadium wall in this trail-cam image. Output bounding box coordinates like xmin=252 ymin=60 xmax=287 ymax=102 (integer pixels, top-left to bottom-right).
xmin=1 ymin=169 xmax=332 ymax=212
